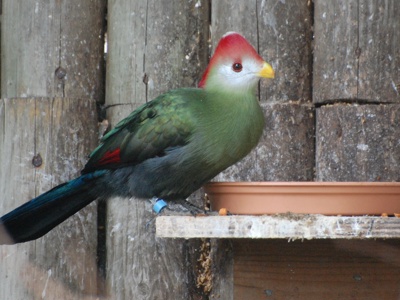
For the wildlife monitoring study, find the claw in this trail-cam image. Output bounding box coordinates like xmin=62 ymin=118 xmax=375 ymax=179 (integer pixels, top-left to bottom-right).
xmin=175 ymin=199 xmax=206 ymax=216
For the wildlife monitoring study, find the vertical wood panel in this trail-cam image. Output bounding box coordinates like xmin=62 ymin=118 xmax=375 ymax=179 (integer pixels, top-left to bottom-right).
xmin=313 ymin=0 xmax=400 ymax=103
xmin=215 ymin=103 xmax=315 ymax=182
xmin=357 ymin=0 xmax=400 ymax=101
xmin=1 ymin=0 xmax=106 ymax=99
xmin=0 ymin=99 xmax=37 ymax=300
xmin=234 ymin=239 xmax=400 ymax=299
xmin=313 ymin=0 xmax=359 ymax=103
xmin=211 ymin=0 xmax=314 ymax=182
xmin=211 ymin=2 xmax=314 ymax=299
xmin=0 ymin=0 xmax=105 ymax=298
xmin=212 ymin=0 xmax=312 ymax=103
xmin=105 ymin=0 xmax=209 ymax=299
xmin=257 ymin=0 xmax=313 ymax=103
xmin=316 ymin=104 xmax=400 ymax=181
xmin=0 ymin=98 xmax=98 ymax=299
xmin=212 ymin=1 xmax=258 ymax=46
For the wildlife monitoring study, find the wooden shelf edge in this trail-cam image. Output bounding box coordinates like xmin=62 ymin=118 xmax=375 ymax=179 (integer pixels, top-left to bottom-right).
xmin=156 ymin=214 xmax=400 ymax=239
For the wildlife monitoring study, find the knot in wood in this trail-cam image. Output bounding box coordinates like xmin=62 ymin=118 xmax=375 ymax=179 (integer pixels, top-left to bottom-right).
xmin=32 ymin=153 xmax=43 ymax=168
xmin=55 ymin=67 xmax=67 ymax=79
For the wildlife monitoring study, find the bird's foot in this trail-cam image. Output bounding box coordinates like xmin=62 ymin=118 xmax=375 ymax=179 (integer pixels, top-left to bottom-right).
xmin=145 ymin=198 xmax=168 ymax=229
xmin=148 ymin=197 xmax=206 ymax=217
xmin=174 ymin=199 xmax=206 ymax=216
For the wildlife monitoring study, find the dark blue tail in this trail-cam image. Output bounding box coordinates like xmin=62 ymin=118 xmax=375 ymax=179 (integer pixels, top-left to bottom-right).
xmin=0 ymin=171 xmax=106 ymax=244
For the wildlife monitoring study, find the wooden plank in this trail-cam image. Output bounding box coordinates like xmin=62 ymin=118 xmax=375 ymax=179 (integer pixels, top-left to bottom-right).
xmin=0 ymin=98 xmax=98 ymax=299
xmin=105 ymin=1 xmax=209 ymax=299
xmin=210 ymin=4 xmax=259 ymax=299
xmin=1 ymin=1 xmax=105 ymax=298
xmin=212 ymin=0 xmax=258 ymax=47
xmin=316 ymin=104 xmax=400 ymax=181
xmin=234 ymin=239 xmax=400 ymax=299
xmin=212 ymin=0 xmax=313 ymax=103
xmin=257 ymin=0 xmax=313 ymax=103
xmin=156 ymin=214 xmax=400 ymax=239
xmin=209 ymin=239 xmax=234 ymax=300
xmin=313 ymin=0 xmax=400 ymax=103
xmin=1 ymin=0 xmax=106 ymax=99
xmin=313 ymin=0 xmax=358 ymax=103
xmin=214 ymin=102 xmax=315 ymax=182
xmin=211 ymin=1 xmax=314 ymax=182
xmin=357 ymin=1 xmax=400 ymax=101
xmin=210 ymin=4 xmax=257 ymax=297
xmin=210 ymin=2 xmax=313 ymax=298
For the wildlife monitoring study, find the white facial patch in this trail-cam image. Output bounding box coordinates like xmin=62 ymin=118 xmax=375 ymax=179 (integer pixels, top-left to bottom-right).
xmin=215 ymin=57 xmax=263 ymax=91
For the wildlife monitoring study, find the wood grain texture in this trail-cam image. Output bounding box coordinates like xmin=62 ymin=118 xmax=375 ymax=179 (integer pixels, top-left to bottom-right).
xmin=106 ymin=0 xmax=209 ymax=117
xmin=210 ymin=2 xmax=313 ymax=299
xmin=211 ymin=1 xmax=314 ymax=183
xmin=234 ymin=239 xmax=400 ymax=299
xmin=1 ymin=0 xmax=106 ymax=99
xmin=214 ymin=102 xmax=315 ymax=182
xmin=313 ymin=0 xmax=400 ymax=103
xmin=357 ymin=1 xmax=400 ymax=101
xmin=316 ymin=104 xmax=400 ymax=181
xmin=157 ymin=214 xmax=400 ymax=239
xmin=212 ymin=0 xmax=313 ymax=103
xmin=210 ymin=239 xmax=234 ymax=300
xmin=0 ymin=98 xmax=98 ymax=299
xmin=105 ymin=1 xmax=209 ymax=299
xmin=257 ymin=0 xmax=313 ymax=103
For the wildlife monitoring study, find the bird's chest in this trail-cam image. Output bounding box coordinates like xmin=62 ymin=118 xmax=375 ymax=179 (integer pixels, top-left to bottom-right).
xmin=198 ymin=106 xmax=264 ymax=165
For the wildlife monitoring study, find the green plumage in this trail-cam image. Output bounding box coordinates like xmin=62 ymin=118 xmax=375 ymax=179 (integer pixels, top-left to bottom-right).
xmin=0 ymin=87 xmax=265 ymax=244
xmin=0 ymin=32 xmax=273 ymax=244
xmin=84 ymin=87 xmax=265 ymax=190
xmin=84 ymin=90 xmax=197 ymax=172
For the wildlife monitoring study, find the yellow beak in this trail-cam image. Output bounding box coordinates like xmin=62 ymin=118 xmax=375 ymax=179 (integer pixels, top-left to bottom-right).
xmin=258 ymin=62 xmax=275 ymax=79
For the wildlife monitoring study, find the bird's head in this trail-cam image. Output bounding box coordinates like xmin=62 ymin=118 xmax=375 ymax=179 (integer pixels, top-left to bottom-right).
xmin=199 ymin=32 xmax=274 ymax=93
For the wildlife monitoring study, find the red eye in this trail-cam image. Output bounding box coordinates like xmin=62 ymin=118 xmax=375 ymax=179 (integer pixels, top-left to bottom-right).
xmin=232 ymin=63 xmax=243 ymax=72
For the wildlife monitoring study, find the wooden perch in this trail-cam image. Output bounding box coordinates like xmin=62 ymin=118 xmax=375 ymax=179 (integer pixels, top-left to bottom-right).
xmin=156 ymin=214 xmax=400 ymax=239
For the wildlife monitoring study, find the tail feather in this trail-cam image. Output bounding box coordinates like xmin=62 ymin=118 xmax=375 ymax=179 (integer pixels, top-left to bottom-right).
xmin=0 ymin=171 xmax=106 ymax=244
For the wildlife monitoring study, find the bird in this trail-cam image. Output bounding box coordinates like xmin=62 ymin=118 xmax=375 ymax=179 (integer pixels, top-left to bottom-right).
xmin=0 ymin=32 xmax=274 ymax=244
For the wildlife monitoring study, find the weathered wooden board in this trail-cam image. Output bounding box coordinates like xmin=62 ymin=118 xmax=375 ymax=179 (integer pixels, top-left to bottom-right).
xmin=212 ymin=0 xmax=313 ymax=103
xmin=257 ymin=0 xmax=313 ymax=103
xmin=157 ymin=214 xmax=400 ymax=239
xmin=1 ymin=0 xmax=106 ymax=99
xmin=357 ymin=1 xmax=400 ymax=102
xmin=1 ymin=1 xmax=105 ymax=298
xmin=0 ymin=98 xmax=98 ymax=299
xmin=234 ymin=239 xmax=400 ymax=299
xmin=106 ymin=0 xmax=209 ymax=117
xmin=316 ymin=104 xmax=400 ymax=181
xmin=214 ymin=102 xmax=314 ymax=182
xmin=211 ymin=1 xmax=314 ymax=182
xmin=210 ymin=239 xmax=234 ymax=300
xmin=211 ymin=1 xmax=258 ymax=48
xmin=105 ymin=0 xmax=209 ymax=299
xmin=313 ymin=0 xmax=400 ymax=103
xmin=210 ymin=2 xmax=314 ymax=299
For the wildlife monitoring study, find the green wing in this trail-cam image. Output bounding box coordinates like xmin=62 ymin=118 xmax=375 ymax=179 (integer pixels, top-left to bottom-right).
xmin=82 ymin=89 xmax=199 ymax=173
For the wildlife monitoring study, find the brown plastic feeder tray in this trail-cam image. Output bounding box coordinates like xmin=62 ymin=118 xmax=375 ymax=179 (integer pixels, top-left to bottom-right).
xmin=204 ymin=182 xmax=400 ymax=216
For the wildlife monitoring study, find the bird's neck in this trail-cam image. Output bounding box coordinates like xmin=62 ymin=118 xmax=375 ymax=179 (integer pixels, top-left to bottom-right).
xmin=199 ymin=89 xmax=265 ymax=164
xmin=206 ymin=88 xmax=261 ymax=119
xmin=204 ymin=80 xmax=258 ymax=98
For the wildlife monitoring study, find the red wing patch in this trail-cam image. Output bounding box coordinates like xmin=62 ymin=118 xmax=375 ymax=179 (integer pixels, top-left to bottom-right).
xmin=97 ymin=148 xmax=121 ymax=166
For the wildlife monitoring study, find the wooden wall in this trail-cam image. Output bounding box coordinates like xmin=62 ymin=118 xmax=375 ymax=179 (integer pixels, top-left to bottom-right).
xmin=105 ymin=1 xmax=209 ymax=298
xmin=314 ymin=0 xmax=400 ymax=182
xmin=0 ymin=0 xmax=105 ymax=299
xmin=0 ymin=0 xmax=399 ymax=299
xmin=227 ymin=0 xmax=400 ymax=299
